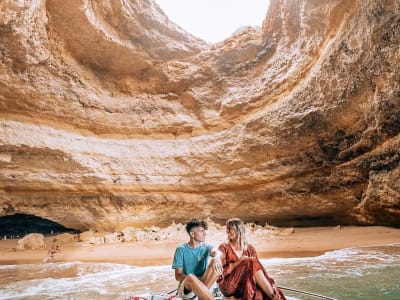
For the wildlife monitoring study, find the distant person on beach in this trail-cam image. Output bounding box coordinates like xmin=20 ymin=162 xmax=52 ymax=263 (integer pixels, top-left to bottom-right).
xmin=172 ymin=219 xmax=223 ymax=299
xmin=43 ymin=243 xmax=60 ymax=263
xmin=217 ymin=218 xmax=286 ymax=300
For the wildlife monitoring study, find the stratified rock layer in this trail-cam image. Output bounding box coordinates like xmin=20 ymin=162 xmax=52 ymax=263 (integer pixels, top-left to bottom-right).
xmin=1 ymin=0 xmax=399 ymax=230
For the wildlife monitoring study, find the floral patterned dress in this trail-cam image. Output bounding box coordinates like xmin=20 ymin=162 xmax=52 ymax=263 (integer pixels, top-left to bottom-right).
xmin=217 ymin=243 xmax=285 ymax=300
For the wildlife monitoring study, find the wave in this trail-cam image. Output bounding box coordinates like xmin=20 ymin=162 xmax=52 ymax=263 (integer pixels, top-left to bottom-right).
xmin=262 ymin=243 xmax=400 ymax=266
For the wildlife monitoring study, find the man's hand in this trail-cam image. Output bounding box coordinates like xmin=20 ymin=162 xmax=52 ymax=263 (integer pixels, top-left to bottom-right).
xmin=213 ymin=257 xmax=223 ymax=276
xmin=210 ymin=248 xmax=224 ymax=276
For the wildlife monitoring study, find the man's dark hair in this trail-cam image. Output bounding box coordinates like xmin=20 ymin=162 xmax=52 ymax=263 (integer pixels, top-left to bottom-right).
xmin=185 ymin=219 xmax=208 ymax=234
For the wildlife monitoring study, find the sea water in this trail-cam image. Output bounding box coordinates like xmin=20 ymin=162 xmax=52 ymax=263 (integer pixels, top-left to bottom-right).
xmin=0 ymin=244 xmax=399 ymax=300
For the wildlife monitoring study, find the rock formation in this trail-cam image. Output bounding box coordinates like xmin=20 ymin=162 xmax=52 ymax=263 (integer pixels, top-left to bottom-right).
xmin=0 ymin=0 xmax=399 ymax=231
xmin=16 ymin=233 xmax=46 ymax=250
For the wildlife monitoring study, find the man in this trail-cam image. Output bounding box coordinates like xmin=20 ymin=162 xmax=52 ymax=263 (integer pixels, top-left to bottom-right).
xmin=172 ymin=219 xmax=223 ymax=300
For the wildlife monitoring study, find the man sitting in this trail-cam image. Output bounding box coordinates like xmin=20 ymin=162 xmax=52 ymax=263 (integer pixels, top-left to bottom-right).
xmin=172 ymin=219 xmax=222 ymax=300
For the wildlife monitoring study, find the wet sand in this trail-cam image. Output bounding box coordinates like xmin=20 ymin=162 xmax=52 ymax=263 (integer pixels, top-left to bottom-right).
xmin=0 ymin=226 xmax=399 ymax=266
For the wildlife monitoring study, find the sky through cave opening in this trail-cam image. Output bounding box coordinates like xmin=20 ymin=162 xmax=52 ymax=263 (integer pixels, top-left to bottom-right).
xmin=155 ymin=0 xmax=270 ymax=44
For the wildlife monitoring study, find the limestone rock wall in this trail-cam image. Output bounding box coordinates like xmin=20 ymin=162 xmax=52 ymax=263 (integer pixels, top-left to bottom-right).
xmin=0 ymin=0 xmax=399 ymax=230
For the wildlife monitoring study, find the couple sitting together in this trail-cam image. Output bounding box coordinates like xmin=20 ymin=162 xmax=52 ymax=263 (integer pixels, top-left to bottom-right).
xmin=172 ymin=218 xmax=286 ymax=300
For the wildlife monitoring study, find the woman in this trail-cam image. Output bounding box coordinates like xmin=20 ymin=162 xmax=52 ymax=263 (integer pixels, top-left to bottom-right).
xmin=217 ymin=218 xmax=285 ymax=300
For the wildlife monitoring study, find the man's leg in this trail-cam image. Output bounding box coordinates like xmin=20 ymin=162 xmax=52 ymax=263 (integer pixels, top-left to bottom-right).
xmin=201 ymin=258 xmax=220 ymax=289
xmin=183 ymin=274 xmax=214 ymax=300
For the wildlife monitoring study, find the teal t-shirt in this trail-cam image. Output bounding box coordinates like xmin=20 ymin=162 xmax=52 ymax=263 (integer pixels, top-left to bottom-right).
xmin=172 ymin=242 xmax=213 ymax=276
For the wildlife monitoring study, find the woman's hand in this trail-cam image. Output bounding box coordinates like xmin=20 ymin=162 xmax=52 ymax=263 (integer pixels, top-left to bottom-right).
xmin=271 ymin=287 xmax=283 ymax=300
xmin=231 ymin=255 xmax=249 ymax=269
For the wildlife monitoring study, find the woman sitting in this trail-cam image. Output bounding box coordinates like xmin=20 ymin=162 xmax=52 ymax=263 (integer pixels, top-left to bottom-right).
xmin=217 ymin=218 xmax=285 ymax=300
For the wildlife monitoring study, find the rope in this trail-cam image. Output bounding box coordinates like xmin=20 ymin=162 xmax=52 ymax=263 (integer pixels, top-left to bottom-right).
xmin=166 ymin=288 xmax=178 ymax=295
xmin=277 ymin=286 xmax=338 ymax=300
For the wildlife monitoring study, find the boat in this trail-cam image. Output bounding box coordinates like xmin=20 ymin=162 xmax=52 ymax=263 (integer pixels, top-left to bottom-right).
xmin=128 ymin=286 xmax=338 ymax=300
xmin=128 ymin=286 xmax=223 ymax=300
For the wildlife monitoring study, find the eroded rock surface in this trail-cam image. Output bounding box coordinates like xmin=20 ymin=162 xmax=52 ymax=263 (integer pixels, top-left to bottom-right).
xmin=16 ymin=233 xmax=46 ymax=250
xmin=1 ymin=0 xmax=399 ymax=230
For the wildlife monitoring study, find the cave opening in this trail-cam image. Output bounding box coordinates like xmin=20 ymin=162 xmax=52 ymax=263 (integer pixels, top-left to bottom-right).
xmin=155 ymin=0 xmax=270 ymax=43
xmin=0 ymin=213 xmax=80 ymax=239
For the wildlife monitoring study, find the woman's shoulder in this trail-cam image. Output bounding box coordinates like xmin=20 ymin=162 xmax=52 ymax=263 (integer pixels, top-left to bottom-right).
xmin=218 ymin=242 xmax=229 ymax=250
xmin=246 ymin=243 xmax=257 ymax=252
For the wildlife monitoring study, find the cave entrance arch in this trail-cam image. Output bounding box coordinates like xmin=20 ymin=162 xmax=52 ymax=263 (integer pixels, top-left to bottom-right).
xmin=0 ymin=213 xmax=80 ymax=239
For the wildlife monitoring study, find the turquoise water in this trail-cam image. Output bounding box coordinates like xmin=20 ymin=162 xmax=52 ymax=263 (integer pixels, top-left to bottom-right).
xmin=0 ymin=244 xmax=399 ymax=300
xmin=267 ymin=245 xmax=400 ymax=300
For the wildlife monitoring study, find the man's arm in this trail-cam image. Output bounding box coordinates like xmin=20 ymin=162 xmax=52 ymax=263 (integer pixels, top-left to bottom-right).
xmin=174 ymin=267 xmax=186 ymax=282
xmin=172 ymin=246 xmax=184 ymax=282
xmin=209 ymin=246 xmax=222 ymax=259
xmin=209 ymin=246 xmax=223 ymax=276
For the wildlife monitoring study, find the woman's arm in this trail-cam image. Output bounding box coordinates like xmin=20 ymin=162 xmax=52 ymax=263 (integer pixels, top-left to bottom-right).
xmin=218 ymin=243 xmax=228 ymax=264
xmin=248 ymin=244 xmax=258 ymax=258
xmin=220 ymin=243 xmax=241 ymax=276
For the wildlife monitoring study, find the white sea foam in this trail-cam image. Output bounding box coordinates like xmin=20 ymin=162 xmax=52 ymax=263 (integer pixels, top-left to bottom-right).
xmin=262 ymin=244 xmax=400 ymax=267
xmin=0 ymin=262 xmax=175 ymax=300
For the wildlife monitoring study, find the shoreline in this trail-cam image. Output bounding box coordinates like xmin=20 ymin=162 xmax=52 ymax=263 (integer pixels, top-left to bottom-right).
xmin=0 ymin=226 xmax=399 ymax=266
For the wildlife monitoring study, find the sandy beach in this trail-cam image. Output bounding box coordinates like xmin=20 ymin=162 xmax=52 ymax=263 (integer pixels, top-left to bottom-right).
xmin=0 ymin=226 xmax=399 ymax=266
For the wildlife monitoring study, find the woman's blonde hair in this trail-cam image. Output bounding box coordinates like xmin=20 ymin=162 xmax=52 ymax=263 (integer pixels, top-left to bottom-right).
xmin=226 ymin=217 xmax=248 ymax=250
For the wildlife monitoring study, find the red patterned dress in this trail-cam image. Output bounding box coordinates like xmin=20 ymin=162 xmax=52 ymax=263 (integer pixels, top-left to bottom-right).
xmin=217 ymin=243 xmax=286 ymax=300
